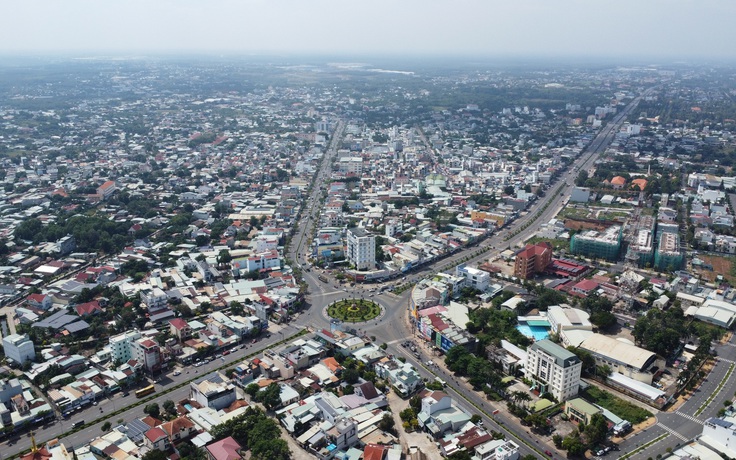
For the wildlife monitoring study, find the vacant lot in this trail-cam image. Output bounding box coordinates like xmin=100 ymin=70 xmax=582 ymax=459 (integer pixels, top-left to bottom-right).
xmin=699 ymin=255 xmax=736 ymax=285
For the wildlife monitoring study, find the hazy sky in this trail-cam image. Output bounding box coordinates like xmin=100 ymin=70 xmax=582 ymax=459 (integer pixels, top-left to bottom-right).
xmin=2 ymin=0 xmax=735 ymax=59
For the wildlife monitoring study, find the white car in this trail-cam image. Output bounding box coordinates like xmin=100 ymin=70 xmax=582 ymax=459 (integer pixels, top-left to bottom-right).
xmin=173 ymin=370 xmax=181 ymax=376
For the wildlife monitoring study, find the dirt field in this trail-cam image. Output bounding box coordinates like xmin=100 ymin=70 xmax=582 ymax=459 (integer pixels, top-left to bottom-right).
xmin=698 ymin=255 xmax=736 ymax=285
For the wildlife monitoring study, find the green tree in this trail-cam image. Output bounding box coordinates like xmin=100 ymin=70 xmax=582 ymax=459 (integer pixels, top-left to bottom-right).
xmin=342 ymin=368 xmax=360 ymax=385
xmin=257 ymin=383 xmax=282 ymax=410
xmin=585 ymin=413 xmax=609 ymax=446
xmin=101 ymin=421 xmax=112 ymax=432
xmin=144 ymin=403 xmax=160 ymax=419
xmin=378 ymin=413 xmax=395 ymax=433
xmin=562 ymin=433 xmax=586 ymax=456
xmin=245 ymin=383 xmax=260 ymax=399
xmin=163 ymin=400 xmax=176 ymax=416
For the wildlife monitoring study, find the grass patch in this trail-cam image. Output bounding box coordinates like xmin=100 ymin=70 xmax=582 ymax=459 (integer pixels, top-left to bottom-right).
xmin=694 ymin=363 xmax=734 ymax=417
xmin=526 ymin=236 xmax=569 ymax=252
xmin=583 ymin=386 xmax=652 ymax=424
xmin=327 ymin=298 xmax=381 ymax=323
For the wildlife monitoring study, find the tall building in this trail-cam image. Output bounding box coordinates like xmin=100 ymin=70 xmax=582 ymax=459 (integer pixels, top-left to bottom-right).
xmin=526 ymin=339 xmax=582 ymax=402
xmin=513 ymin=242 xmax=553 ymax=279
xmin=132 ymin=338 xmax=162 ymax=374
xmin=109 ymin=330 xmax=142 ymax=364
xmin=654 ymin=232 xmax=683 ymax=271
xmin=347 ymin=227 xmax=376 ymax=271
xmin=570 ymin=226 xmax=622 ymax=261
xmin=2 ymin=334 xmax=35 ymax=365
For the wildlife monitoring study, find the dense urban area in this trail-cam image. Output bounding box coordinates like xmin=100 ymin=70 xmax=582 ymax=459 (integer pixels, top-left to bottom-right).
xmin=1 ymin=57 xmax=736 ymax=460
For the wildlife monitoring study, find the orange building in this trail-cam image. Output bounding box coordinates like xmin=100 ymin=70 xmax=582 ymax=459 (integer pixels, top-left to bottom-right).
xmin=514 ymin=242 xmax=553 ymax=279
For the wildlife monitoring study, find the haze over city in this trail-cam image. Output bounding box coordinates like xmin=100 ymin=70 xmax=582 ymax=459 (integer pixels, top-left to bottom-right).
xmin=2 ymin=0 xmax=736 ymax=60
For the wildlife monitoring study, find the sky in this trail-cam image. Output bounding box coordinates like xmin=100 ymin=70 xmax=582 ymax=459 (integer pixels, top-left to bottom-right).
xmin=2 ymin=0 xmax=735 ymax=60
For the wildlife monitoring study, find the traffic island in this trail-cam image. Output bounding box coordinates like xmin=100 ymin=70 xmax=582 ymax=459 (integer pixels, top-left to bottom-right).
xmin=326 ymin=298 xmax=383 ymax=323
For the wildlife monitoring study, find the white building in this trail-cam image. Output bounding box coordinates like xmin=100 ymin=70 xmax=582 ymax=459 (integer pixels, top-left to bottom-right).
xmin=347 ymin=227 xmax=376 ymax=271
xmin=702 ymin=416 xmax=736 ymax=459
xmin=189 ymin=373 xmax=237 ymax=410
xmin=525 ymin=339 xmax=582 ymax=402
xmin=2 ymin=334 xmax=35 ymax=365
xmin=456 ymin=265 xmax=490 ymax=292
xmin=109 ymin=330 xmax=142 ymax=364
xmin=546 ymin=305 xmax=592 ymax=335
xmin=131 ymin=338 xmax=162 ymax=374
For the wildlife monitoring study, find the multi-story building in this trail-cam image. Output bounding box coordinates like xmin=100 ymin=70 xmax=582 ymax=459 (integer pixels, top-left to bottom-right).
xmin=456 ymin=264 xmax=490 ymax=291
xmin=132 ymin=338 xmax=162 ymax=374
xmin=570 ymin=226 xmax=622 ymax=261
xmin=2 ymin=334 xmax=35 ymax=365
xmin=109 ymin=330 xmax=142 ymax=364
xmin=513 ymin=242 xmax=553 ymax=279
xmin=347 ymin=227 xmax=376 ymax=271
xmin=654 ymin=232 xmax=683 ymax=271
xmin=189 ymin=373 xmax=237 ymax=410
xmin=526 ymin=339 xmax=582 ymax=402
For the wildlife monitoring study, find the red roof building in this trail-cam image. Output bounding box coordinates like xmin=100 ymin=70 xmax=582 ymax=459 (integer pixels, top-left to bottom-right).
xmin=514 ymin=242 xmax=553 ymax=279
xmin=206 ymin=436 xmax=242 ymax=460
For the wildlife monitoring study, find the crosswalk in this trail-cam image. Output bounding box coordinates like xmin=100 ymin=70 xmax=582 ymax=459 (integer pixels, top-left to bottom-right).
xmin=717 ymin=356 xmax=736 ymax=365
xmin=674 ymin=411 xmax=704 ymax=424
xmin=657 ymin=422 xmax=689 ymax=442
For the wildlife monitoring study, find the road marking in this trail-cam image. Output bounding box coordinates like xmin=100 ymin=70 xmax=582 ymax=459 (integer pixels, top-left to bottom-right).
xmin=717 ymin=356 xmax=736 ymax=365
xmin=674 ymin=411 xmax=704 ymax=424
xmin=656 ymin=422 xmax=688 ymax=442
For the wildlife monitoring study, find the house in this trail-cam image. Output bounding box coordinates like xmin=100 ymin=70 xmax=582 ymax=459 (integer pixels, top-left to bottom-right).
xmin=564 ymin=398 xmax=602 ymax=425
xmin=27 ymin=293 xmax=52 ymax=310
xmin=190 ymin=373 xmax=237 ymax=410
xmin=74 ymin=300 xmax=102 ymax=317
xmin=161 ymin=416 xmax=197 ymax=442
xmin=206 ymin=436 xmax=242 ymax=460
xmin=571 ymin=279 xmax=599 ymax=297
xmin=144 ymin=427 xmax=171 ymax=452
xmin=169 ymin=318 xmax=193 ymax=342
xmin=417 ymin=390 xmax=471 ymax=437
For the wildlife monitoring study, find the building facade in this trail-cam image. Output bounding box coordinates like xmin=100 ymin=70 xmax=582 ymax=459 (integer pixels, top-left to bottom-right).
xmin=526 ymin=339 xmax=582 ymax=402
xmin=513 ymin=242 xmax=553 ymax=279
xmin=347 ymin=227 xmax=376 ymax=271
xmin=2 ymin=334 xmax=35 ymax=365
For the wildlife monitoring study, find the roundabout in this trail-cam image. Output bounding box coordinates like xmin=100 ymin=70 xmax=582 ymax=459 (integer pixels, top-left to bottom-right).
xmin=326 ymin=298 xmax=384 ymax=323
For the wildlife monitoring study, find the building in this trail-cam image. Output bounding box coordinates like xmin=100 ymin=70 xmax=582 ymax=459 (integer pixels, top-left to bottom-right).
xmin=2 ymin=334 xmax=35 ymax=365
xmin=169 ymin=318 xmax=193 ymax=342
xmin=574 ymin=333 xmax=660 ymax=384
xmin=96 ymin=180 xmax=117 ymax=200
xmin=417 ymin=390 xmax=471 ymax=438
xmin=144 ymin=427 xmax=170 ymax=452
xmin=190 ymin=373 xmax=237 ymax=410
xmin=525 ymin=339 xmax=582 ymax=402
xmin=570 ymin=187 xmax=591 ymax=203
xmin=206 ymin=436 xmax=242 ymax=460
xmin=456 ymin=264 xmax=491 ymax=291
xmin=570 ymin=226 xmax=622 ymax=261
xmin=109 ymin=330 xmax=142 ymax=364
xmin=654 ymin=232 xmax=683 ymax=271
xmin=513 ymin=242 xmax=553 ymax=279
xmin=347 ymin=227 xmax=376 ymax=271
xmin=546 ymin=305 xmax=592 ymax=335
xmin=131 ymin=338 xmax=162 ymax=374
xmin=702 ymin=416 xmax=736 ymax=459
xmin=564 ymin=398 xmax=602 ymax=425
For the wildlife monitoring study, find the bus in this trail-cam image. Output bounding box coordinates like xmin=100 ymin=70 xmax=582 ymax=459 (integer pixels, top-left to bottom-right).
xmin=135 ymin=385 xmax=156 ymax=398
xmin=318 ymin=274 xmax=328 ymax=283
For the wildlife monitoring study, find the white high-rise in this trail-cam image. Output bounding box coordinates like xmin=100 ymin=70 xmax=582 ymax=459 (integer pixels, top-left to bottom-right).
xmin=526 ymin=339 xmax=582 ymax=402
xmin=347 ymin=227 xmax=376 ymax=271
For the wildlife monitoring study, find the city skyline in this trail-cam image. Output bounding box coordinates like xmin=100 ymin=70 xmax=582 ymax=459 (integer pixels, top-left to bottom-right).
xmin=2 ymin=0 xmax=736 ymax=61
